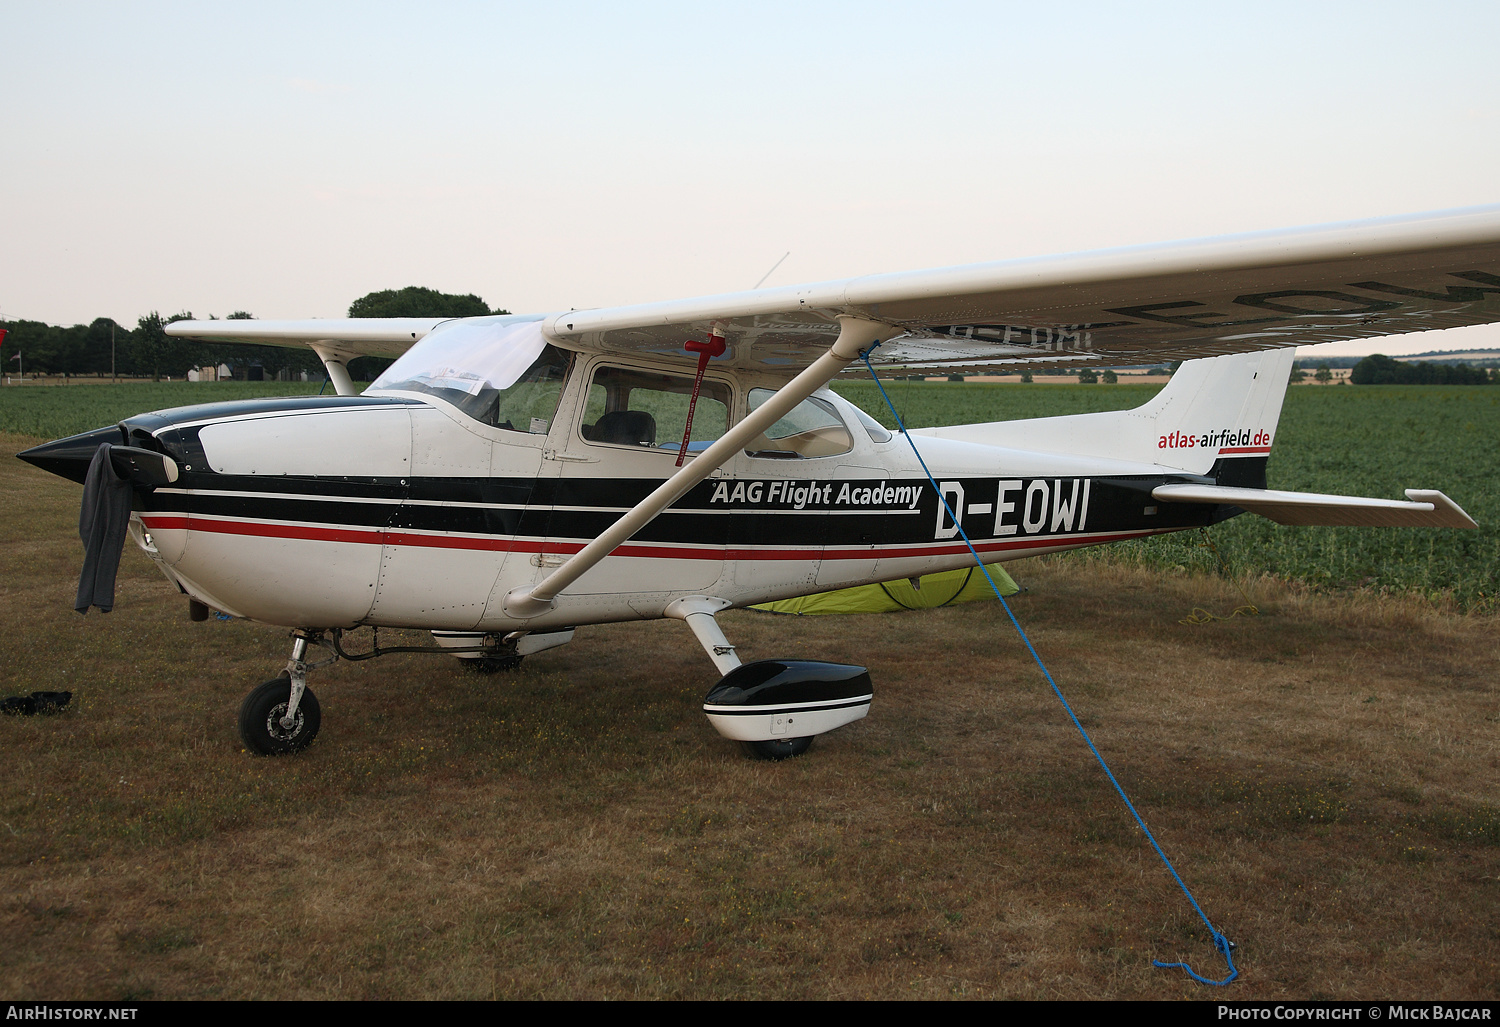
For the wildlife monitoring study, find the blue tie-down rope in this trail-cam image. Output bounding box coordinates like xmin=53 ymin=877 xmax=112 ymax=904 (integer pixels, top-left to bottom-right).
xmin=857 ymin=346 xmax=1238 ymax=986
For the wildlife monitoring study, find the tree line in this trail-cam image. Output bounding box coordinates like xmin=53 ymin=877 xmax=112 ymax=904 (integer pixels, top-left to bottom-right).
xmin=1350 ymin=353 xmax=1497 ymax=385
xmin=0 ymin=287 xmax=505 ymax=382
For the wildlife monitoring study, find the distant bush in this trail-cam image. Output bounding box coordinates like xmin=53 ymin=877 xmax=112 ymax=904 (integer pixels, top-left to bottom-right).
xmin=348 ymin=287 xmax=501 ymax=319
xmin=1351 ymin=354 xmax=1495 ymax=385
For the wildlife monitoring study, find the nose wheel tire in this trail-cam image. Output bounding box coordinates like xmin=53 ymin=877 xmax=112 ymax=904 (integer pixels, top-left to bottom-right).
xmin=741 ymin=736 xmax=814 ymax=761
xmin=238 ymin=675 xmax=321 ymax=755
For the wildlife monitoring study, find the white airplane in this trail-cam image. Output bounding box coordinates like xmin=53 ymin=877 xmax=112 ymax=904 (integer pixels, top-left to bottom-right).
xmin=19 ymin=205 xmax=1496 ymax=759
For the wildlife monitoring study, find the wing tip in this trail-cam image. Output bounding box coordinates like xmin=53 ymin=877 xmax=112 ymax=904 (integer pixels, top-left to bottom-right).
xmin=1404 ymin=490 xmax=1480 ymax=529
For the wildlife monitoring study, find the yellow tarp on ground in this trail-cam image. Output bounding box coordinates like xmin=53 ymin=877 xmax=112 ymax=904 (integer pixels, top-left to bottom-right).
xmin=750 ymin=563 xmax=1019 ymax=616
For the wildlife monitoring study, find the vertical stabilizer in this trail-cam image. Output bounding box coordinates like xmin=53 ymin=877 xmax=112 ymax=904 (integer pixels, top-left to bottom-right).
xmin=916 ymin=348 xmax=1297 ymax=481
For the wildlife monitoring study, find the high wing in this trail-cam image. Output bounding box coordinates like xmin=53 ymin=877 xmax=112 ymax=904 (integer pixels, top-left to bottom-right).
xmin=165 ymin=315 xmax=479 ymax=395
xmin=167 ymin=205 xmax=1500 ymax=379
xmin=163 ymin=316 xmax=454 ymax=355
xmin=549 ymin=204 xmax=1500 ymax=376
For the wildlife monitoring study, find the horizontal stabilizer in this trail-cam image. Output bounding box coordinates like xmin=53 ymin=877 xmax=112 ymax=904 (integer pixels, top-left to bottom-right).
xmin=1152 ymin=485 xmax=1477 ymax=528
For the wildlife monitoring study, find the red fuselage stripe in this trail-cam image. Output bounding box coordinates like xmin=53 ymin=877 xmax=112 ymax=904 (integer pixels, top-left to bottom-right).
xmin=140 ymin=514 xmax=1160 ymax=562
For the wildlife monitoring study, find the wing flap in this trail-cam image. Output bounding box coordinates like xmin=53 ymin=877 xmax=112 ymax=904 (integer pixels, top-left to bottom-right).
xmin=1152 ymin=484 xmax=1478 ymax=528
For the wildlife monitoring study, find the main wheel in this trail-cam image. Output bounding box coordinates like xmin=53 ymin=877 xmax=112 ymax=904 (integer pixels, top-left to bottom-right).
xmin=741 ymin=736 xmax=814 ymax=761
xmin=238 ymin=675 xmax=321 ymax=755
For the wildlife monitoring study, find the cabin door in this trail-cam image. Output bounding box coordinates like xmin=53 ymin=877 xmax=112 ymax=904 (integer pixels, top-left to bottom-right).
xmin=541 ymin=360 xmax=731 ymax=595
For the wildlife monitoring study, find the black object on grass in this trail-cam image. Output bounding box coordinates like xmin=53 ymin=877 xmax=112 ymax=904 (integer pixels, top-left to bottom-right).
xmin=1 ymin=691 xmax=73 ymax=716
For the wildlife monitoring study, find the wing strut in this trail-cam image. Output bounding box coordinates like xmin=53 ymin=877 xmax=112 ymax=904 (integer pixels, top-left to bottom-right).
xmin=309 ymin=345 xmax=357 ymax=397
xmin=501 ymin=315 xmax=894 ymax=619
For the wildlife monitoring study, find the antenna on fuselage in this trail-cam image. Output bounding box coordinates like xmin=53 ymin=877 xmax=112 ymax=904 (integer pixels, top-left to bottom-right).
xmin=752 ymin=252 xmax=790 ymax=290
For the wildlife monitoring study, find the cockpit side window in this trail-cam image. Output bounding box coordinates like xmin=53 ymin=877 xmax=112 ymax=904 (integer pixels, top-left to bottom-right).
xmin=581 ymin=366 xmax=730 ymax=453
xmin=744 ymin=388 xmax=854 ymax=459
xmin=486 ymin=346 xmax=571 ymax=433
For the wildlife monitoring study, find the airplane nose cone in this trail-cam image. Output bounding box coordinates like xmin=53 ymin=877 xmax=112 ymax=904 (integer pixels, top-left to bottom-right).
xmin=16 ymin=426 xmax=127 ymax=484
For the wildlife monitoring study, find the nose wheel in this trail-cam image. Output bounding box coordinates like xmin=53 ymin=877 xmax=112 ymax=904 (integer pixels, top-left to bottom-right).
xmin=238 ymin=674 xmax=322 ymax=755
xmin=238 ymin=631 xmax=336 ymax=756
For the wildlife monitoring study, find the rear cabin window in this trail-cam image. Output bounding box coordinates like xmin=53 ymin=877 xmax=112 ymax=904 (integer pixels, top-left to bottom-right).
xmin=852 ymin=405 xmax=894 ymax=443
xmin=581 ymin=366 xmax=731 ymax=454
xmin=745 ymin=389 xmax=854 ymax=459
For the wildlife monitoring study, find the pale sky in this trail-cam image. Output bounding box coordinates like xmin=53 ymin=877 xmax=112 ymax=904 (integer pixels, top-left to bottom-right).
xmin=3 ymin=1 xmax=1499 ymax=356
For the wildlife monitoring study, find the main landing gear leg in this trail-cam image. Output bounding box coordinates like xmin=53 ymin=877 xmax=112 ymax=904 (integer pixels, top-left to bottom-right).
xmin=665 ymin=596 xmax=742 ymax=676
xmin=666 ymin=596 xmax=876 ymax=762
xmin=238 ymin=630 xmax=337 ymax=756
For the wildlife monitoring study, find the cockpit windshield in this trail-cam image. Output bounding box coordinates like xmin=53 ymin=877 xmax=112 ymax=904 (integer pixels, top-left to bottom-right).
xmin=366 ymin=318 xmax=570 ymax=432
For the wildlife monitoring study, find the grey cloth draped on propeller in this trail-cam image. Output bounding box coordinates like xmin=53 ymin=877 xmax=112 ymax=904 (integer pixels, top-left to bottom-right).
xmin=76 ymin=443 xmax=133 ymax=614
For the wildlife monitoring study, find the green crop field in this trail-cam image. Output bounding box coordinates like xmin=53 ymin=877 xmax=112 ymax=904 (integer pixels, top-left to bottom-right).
xmin=833 ymin=382 xmax=1500 ymax=611
xmin=833 ymin=379 xmax=1161 ymax=426
xmin=3 ymin=378 xmax=1494 ymax=609
xmin=0 ymin=381 xmax=324 ymax=439
xmin=1139 ymin=387 xmax=1498 ymax=610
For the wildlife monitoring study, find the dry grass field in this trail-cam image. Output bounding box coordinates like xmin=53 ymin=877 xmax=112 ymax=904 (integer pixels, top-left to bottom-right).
xmin=1 ymin=431 xmax=1496 ymax=1000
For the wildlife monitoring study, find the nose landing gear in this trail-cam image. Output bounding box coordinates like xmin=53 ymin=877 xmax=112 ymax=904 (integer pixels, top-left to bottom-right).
xmin=238 ymin=632 xmax=335 ymax=755
xmin=238 ymin=673 xmax=322 ymax=755
xmin=233 ymin=626 xmax=568 ymax=756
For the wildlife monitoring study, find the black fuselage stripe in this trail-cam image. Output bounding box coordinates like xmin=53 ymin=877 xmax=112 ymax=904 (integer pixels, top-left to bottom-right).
xmin=143 ymin=472 xmax=1223 ymax=548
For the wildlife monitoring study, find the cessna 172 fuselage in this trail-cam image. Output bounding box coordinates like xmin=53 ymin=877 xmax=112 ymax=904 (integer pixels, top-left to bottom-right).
xmin=18 ymin=205 xmax=1497 ymax=758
